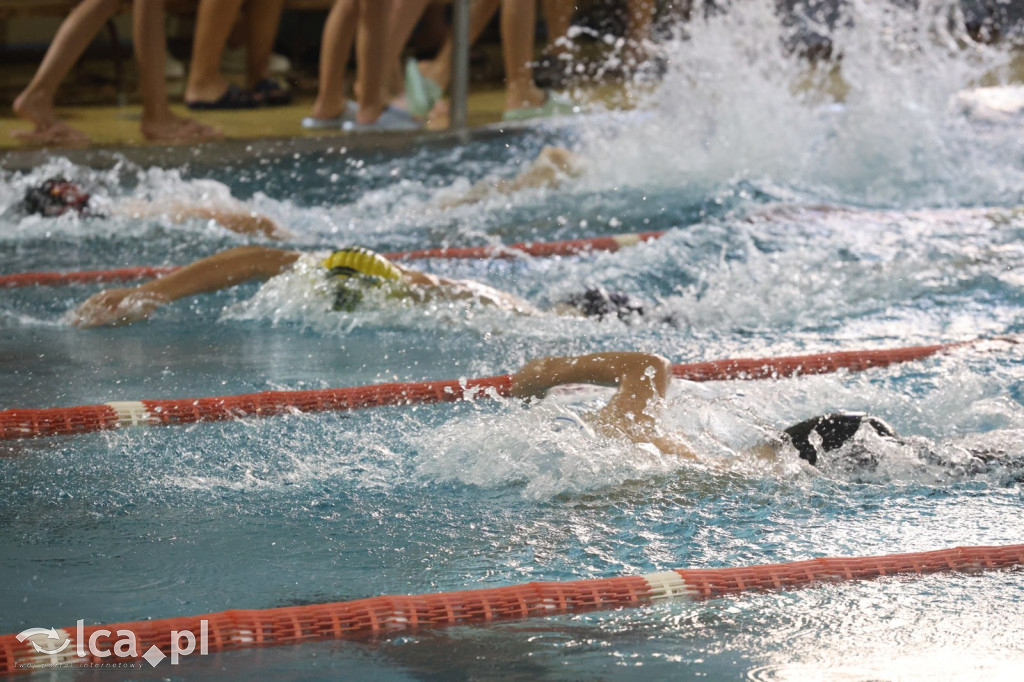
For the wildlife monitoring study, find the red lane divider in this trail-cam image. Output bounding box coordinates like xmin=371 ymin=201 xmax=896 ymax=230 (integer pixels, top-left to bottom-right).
xmin=0 ymin=266 xmax=181 ymax=289
xmin=0 ymin=342 xmax=970 ymax=441
xmin=0 ymin=375 xmax=514 ymax=441
xmin=0 ymin=231 xmax=667 ymax=288
xmin=669 ymin=341 xmax=969 ymax=381
xmin=2 ymin=543 xmax=1021 ymax=674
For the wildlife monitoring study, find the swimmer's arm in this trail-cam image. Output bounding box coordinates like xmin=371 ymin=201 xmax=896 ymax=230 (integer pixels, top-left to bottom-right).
xmin=512 ymin=352 xmax=696 ymax=459
xmin=116 ymin=201 xmax=291 ymax=240
xmin=175 ymin=207 xmax=292 ymax=240
xmin=511 ymin=352 xmax=671 ymax=404
xmin=502 ymin=146 xmax=583 ymax=193
xmin=441 ymin=146 xmax=583 ymax=209
xmin=72 ymin=246 xmax=300 ymax=327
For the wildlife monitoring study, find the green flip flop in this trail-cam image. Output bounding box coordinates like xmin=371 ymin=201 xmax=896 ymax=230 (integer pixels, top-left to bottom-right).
xmin=502 ymin=92 xmax=578 ymax=122
xmin=404 ymin=59 xmax=443 ymax=118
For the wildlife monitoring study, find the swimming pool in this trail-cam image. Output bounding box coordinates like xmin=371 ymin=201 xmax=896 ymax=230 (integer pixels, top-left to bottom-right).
xmin=2 ymin=0 xmax=1024 ymax=678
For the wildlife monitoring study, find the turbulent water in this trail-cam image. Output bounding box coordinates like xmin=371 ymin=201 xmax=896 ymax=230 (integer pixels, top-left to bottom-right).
xmin=2 ymin=0 xmax=1023 ymax=678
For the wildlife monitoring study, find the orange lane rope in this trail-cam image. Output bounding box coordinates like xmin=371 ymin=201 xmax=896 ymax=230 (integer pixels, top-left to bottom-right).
xmin=0 ymin=341 xmax=970 ymax=441
xmin=0 ymin=231 xmax=666 ymax=288
xmin=1 ymin=543 xmax=1021 ymax=674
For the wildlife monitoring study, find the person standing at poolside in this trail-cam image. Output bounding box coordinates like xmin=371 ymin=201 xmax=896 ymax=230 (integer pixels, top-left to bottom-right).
xmin=303 ymin=0 xmax=420 ymax=130
xmin=12 ymin=0 xmax=221 ymax=145
xmin=184 ymin=0 xmax=291 ymax=109
xmin=387 ymin=0 xmax=575 ymax=123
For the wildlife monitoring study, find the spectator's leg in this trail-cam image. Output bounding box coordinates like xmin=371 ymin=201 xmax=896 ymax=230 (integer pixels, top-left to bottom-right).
xmin=541 ymin=0 xmax=574 ymax=56
xmin=420 ymin=0 xmax=500 ymax=91
xmin=185 ymin=0 xmax=246 ymax=104
xmin=244 ymin=0 xmax=287 ymax=88
xmin=310 ymin=0 xmax=359 ymax=121
xmin=501 ymin=0 xmax=545 ymax=112
xmin=353 ymin=0 xmax=391 ymax=123
xmin=11 ymin=0 xmax=120 ymax=144
xmin=135 ymin=0 xmax=222 ymax=141
xmin=383 ymin=0 xmax=432 ymax=97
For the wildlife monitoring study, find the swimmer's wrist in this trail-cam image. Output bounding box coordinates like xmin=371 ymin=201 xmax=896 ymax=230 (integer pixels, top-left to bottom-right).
xmin=135 ymin=278 xmax=182 ymax=302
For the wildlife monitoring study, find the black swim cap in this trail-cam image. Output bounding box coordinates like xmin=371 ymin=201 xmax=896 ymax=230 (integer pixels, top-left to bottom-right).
xmin=565 ymin=286 xmax=644 ymax=321
xmin=19 ymin=177 xmax=91 ymax=217
xmin=783 ymin=413 xmax=896 ymax=466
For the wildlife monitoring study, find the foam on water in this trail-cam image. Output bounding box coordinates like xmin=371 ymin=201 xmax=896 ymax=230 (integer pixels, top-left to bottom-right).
xmin=575 ymin=0 xmax=1021 ymax=207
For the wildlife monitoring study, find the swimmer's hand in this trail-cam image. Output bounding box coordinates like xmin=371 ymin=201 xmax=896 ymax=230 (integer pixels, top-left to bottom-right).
xmin=510 ymin=358 xmax=554 ymax=400
xmin=71 ymin=288 xmax=170 ymax=327
xmin=206 ymin=211 xmax=293 ymax=241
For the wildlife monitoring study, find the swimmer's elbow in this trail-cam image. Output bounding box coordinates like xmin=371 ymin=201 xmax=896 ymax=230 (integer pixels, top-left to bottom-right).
xmin=628 ymin=354 xmax=672 ymax=396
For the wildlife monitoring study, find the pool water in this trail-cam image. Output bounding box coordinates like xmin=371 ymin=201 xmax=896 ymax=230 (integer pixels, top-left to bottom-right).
xmin=2 ymin=1 xmax=1024 ymax=679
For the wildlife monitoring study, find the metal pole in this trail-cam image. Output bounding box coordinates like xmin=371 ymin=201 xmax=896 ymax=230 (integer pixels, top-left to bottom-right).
xmin=450 ymin=0 xmax=470 ymax=131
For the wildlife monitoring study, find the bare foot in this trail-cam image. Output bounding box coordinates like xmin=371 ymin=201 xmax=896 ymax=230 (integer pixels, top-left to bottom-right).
xmin=425 ymin=99 xmax=449 ymax=131
xmin=310 ymin=97 xmax=347 ymax=122
xmin=13 ymin=89 xmax=58 ymax=126
xmin=141 ymin=114 xmax=222 ymax=144
xmin=184 ymin=76 xmax=233 ymax=106
xmin=505 ymin=86 xmax=547 ymax=114
xmin=420 ymin=60 xmax=447 ymax=91
xmin=12 ymin=89 xmax=89 ymax=145
xmin=354 ymin=103 xmax=387 ymax=125
xmin=11 ymin=121 xmax=90 ymax=146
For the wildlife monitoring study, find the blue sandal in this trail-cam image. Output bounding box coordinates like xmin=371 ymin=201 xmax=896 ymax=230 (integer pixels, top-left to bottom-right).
xmin=302 ymin=101 xmax=358 ymax=130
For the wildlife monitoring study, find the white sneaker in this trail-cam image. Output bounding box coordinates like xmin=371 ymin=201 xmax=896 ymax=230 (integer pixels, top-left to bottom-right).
xmin=166 ymin=52 xmax=185 ymax=79
xmin=221 ymin=48 xmax=292 ymax=75
xmin=268 ymin=52 xmax=291 ymax=75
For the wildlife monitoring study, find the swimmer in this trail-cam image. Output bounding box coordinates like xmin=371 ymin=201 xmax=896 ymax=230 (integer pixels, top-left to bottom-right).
xmin=16 ymin=177 xmax=290 ymax=240
xmin=441 ymin=146 xmax=584 ymax=209
xmin=70 ymin=245 xmax=643 ymax=327
xmin=510 ymin=352 xmax=1014 ymax=473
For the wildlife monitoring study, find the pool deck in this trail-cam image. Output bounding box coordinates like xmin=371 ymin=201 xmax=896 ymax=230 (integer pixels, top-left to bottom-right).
xmin=0 ymin=86 xmax=518 ymax=164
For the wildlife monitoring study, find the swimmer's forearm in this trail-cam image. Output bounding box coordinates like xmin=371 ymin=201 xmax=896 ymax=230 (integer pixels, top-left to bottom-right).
xmin=116 ymin=201 xmax=290 ymax=240
xmin=137 ymin=246 xmax=300 ymax=302
xmin=547 ymin=352 xmax=669 ymax=387
xmin=175 ymin=207 xmax=290 ymax=240
xmin=512 ymin=352 xmax=671 ymax=398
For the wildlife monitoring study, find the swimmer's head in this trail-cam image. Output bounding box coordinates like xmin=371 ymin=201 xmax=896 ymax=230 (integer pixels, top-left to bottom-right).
xmin=19 ymin=177 xmax=91 ymax=217
xmin=783 ymin=412 xmax=897 ymax=467
xmin=322 ymin=246 xmax=402 ymax=312
xmin=563 ymin=286 xmax=644 ymax=321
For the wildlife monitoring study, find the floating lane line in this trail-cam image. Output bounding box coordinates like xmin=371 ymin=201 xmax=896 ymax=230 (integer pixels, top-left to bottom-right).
xmin=1 ymin=543 xmax=1021 ymax=674
xmin=0 ymin=341 xmax=978 ymax=441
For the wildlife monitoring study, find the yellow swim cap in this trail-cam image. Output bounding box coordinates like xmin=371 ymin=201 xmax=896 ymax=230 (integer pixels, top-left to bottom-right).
xmin=323 ymin=247 xmax=402 ymax=312
xmin=322 ymin=247 xmax=401 ymax=281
